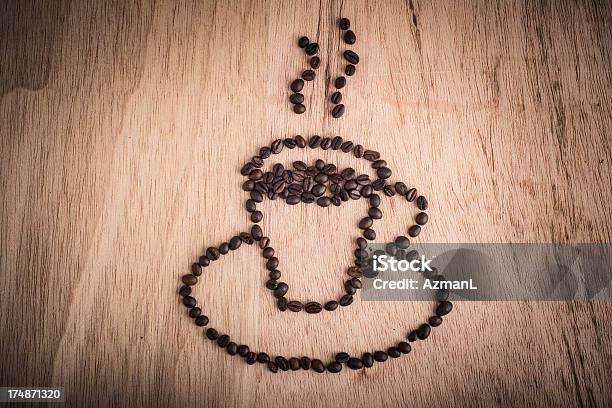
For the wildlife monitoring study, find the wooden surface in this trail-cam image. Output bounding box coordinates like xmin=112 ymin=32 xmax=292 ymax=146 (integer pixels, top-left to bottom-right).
xmin=1 ymin=0 xmax=611 ymax=406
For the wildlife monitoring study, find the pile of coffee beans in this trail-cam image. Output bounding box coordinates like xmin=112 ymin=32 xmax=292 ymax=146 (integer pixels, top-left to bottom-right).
xmin=331 ymin=17 xmax=360 ymax=118
xmin=178 ymin=135 xmax=453 ymax=374
xmin=289 ymin=36 xmax=321 ymax=114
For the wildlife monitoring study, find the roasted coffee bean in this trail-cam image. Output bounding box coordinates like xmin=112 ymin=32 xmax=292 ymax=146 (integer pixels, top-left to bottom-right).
xmin=265 ymin=280 xmax=278 ymax=290
xmin=331 ymin=91 xmax=342 ymax=104
xmin=387 ymin=347 xmax=401 ymax=358
xmin=363 ymin=149 xmax=380 ymax=161
xmin=289 ymin=357 xmax=301 ymax=371
xmin=369 ymin=194 xmax=381 ymax=207
xmin=183 ymin=296 xmax=197 ymax=309
xmin=345 ymin=64 xmax=356 ymax=76
xmin=259 ymin=147 xmax=272 ymax=159
xmin=335 ymin=352 xmax=350 ymax=363
xmin=417 ymin=323 xmax=431 ymax=340
xmin=347 ymin=357 xmax=363 ymax=369
xmin=191 ymin=263 xmax=202 ymax=276
xmin=331 ymin=195 xmax=343 ymax=206
xmin=350 ymin=278 xmax=362 ymax=289
xmin=286 ymin=195 xmax=300 ymax=205
xmin=341 ymin=167 xmax=355 ymax=180
xmin=299 ymin=356 xmax=311 ymax=370
xmin=334 ymin=76 xmax=346 ymax=89
xmin=287 ymin=300 xmax=303 ymax=312
xmin=274 ymin=282 xmax=288 ymax=298
xmin=250 ymin=190 xmax=263 ymax=202
xmin=275 ymin=356 xmax=289 ymax=371
xmin=235 ymin=345 xmax=249 ymax=357
xmin=344 ymin=281 xmax=356 ymax=295
xmin=312 ymin=359 xmax=325 ymax=373
xmin=429 ymin=316 xmax=443 ymax=327
xmin=305 ymin=302 xmax=322 ymax=313
xmin=308 ymin=135 xmax=322 ymax=148
xmin=229 ymin=236 xmax=243 ymax=250
xmin=331 ymin=104 xmax=345 ymax=118
xmin=301 ymin=192 xmax=315 ymax=203
xmin=341 ymin=140 xmax=354 ymax=152
xmin=181 ymin=274 xmax=198 ymax=286
xmin=289 ymin=93 xmax=304 ymax=104
xmin=372 ymin=179 xmax=386 ymax=190
xmin=195 ymin=315 xmax=209 ymax=326
xmin=354 ymin=144 xmax=364 ymax=158
xmin=344 ymin=30 xmax=356 ymax=44
xmin=395 ymin=236 xmax=410 ymax=249
xmin=314 ymin=173 xmax=328 ymax=184
xmin=321 ymin=137 xmax=332 ymax=150
xmin=277 ymin=297 xmax=288 ymax=311
xmin=348 ymin=190 xmax=360 ymax=200
xmin=198 ymin=256 xmax=210 ymax=267
xmin=347 ymin=266 xmax=362 ymax=278
xmin=189 ymin=307 xmax=201 ymax=318
xmin=355 ymin=174 xmax=370 ymax=185
xmin=343 ymin=50 xmax=360 ymax=64
xmin=407 ymin=330 xmax=418 ymax=342
xmin=363 ymin=229 xmax=376 ymax=240
xmin=312 ymin=184 xmax=326 ymax=196
xmin=257 ymin=353 xmax=270 ymax=364
xmin=324 ymin=300 xmax=339 ymax=311
xmin=295 ymin=135 xmax=306 ymax=148
xmin=358 ymin=217 xmax=373 ymax=229
xmin=437 ymin=288 xmax=450 ymax=301
xmin=408 ymin=225 xmax=421 ymax=237
xmin=217 ymin=335 xmax=230 ymax=348
xmin=266 ymin=257 xmax=279 ymax=270
xmin=251 ymin=156 xmax=264 ymax=168
xmin=372 ymin=160 xmax=386 ymax=169
xmin=290 ymin=79 xmax=304 ymax=93
xmin=267 ymin=361 xmax=278 ymax=373
xmin=405 ymin=188 xmax=417 ymax=202
xmin=398 ymin=342 xmax=411 ymax=354
xmin=416 ymin=196 xmax=428 ymax=210
xmin=355 ymin=248 xmax=368 ymax=259
xmin=362 ymin=353 xmax=374 ymax=367
xmin=226 ymin=342 xmax=238 ymax=355
xmin=339 ymin=294 xmax=353 ymax=306
xmin=394 ymin=182 xmax=408 ymax=195
xmin=383 ymin=185 xmax=396 ymax=197
xmin=250 ymin=211 xmax=263 ymax=223
xmin=310 ymin=56 xmax=320 ymax=69
xmin=242 ymin=180 xmax=255 ymax=191
xmin=305 ymin=42 xmax=319 ymax=55
xmin=240 ymin=162 xmax=254 ymax=176
xmin=416 ymin=212 xmax=428 ymax=225
xmin=298 ymin=36 xmax=309 ymax=48
xmin=368 ymin=207 xmax=382 ymax=219
xmin=262 ymin=247 xmax=275 ymax=258
xmin=302 ymin=69 xmax=316 ymax=81
xmin=436 ymin=301 xmax=453 ymax=316
xmin=179 ymin=285 xmax=191 ymax=297
xmin=316 ymin=197 xmax=331 ymax=207
xmin=331 ymin=136 xmax=343 ymax=150
xmin=293 ymin=104 xmax=306 ymax=114
xmin=246 ymin=352 xmax=257 ymax=365
xmin=259 ymin=237 xmax=270 ymax=249
xmin=344 ymin=179 xmax=358 ymax=190
xmin=324 ymin=163 xmax=337 ymax=174
xmin=373 ymin=351 xmax=388 ymax=362
xmin=206 ymin=328 xmax=219 ymax=340
xmin=269 ymin=270 xmax=281 ymax=280
xmin=339 ymin=17 xmax=350 ymax=30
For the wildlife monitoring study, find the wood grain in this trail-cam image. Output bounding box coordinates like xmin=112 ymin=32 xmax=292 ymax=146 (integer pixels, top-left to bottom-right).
xmin=0 ymin=0 xmax=610 ymax=406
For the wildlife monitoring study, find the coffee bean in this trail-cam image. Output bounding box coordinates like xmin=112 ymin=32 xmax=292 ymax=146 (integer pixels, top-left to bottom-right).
xmin=251 ymin=156 xmax=264 ymax=168
xmin=372 ymin=179 xmax=386 ymax=191
xmin=347 ymin=266 xmax=362 ymax=278
xmin=356 ymin=174 xmax=370 ymax=185
xmin=250 ymin=210 xmax=263 ymax=223
xmin=335 ymin=352 xmax=350 ymax=363
xmin=302 ymin=69 xmax=315 ymax=81
xmin=331 ymin=91 xmax=342 ymax=104
xmin=354 ymin=144 xmax=364 ymax=158
xmin=316 ymin=197 xmax=331 ymax=207
xmin=339 ymin=17 xmax=350 ymax=30
xmin=298 ymin=36 xmax=309 ymax=48
xmin=331 ymin=136 xmax=343 ymax=150
xmin=240 ymin=162 xmax=254 ymax=176
xmin=229 ymin=236 xmax=243 ymax=250
xmin=308 ymin=135 xmax=322 ymax=148
xmin=343 ymin=50 xmax=360 ymax=64
xmin=290 ymin=79 xmax=304 ymax=92
xmin=369 ymin=194 xmax=381 ymax=207
xmin=407 ymin=331 xmax=418 ymax=342
xmin=206 ymin=328 xmax=218 ymax=340
xmin=314 ymin=173 xmax=328 ymax=184
xmin=286 ymin=194 xmax=300 ymax=205
xmin=267 ymin=361 xmax=278 ymax=373
xmin=383 ymin=185 xmax=396 ymax=197
xmin=324 ymin=163 xmax=337 ymax=174
xmin=295 ymin=135 xmax=306 ymax=148
xmin=344 ymin=179 xmax=358 ymax=190
xmin=250 ymin=190 xmax=263 ymax=202
xmin=398 ymin=342 xmax=411 ymax=354
xmin=344 ymin=30 xmax=356 ymax=44
xmin=257 ymin=352 xmax=270 ymax=364
xmin=234 ymin=344 xmax=249 ymax=357
xmin=312 ymin=359 xmax=325 ymax=373
xmin=416 ymin=196 xmax=428 ymax=210
xmin=387 ymin=347 xmax=401 ymax=358
xmin=341 ymin=168 xmax=355 ymax=180
xmin=347 ymin=357 xmax=363 ymax=369
xmin=305 ymin=42 xmax=319 ymax=55
xmin=417 ymin=323 xmax=431 ymax=340
xmin=246 ymin=352 xmax=257 ymax=365
xmin=324 ymin=300 xmax=339 ymax=311
xmin=227 ymin=342 xmax=238 ymax=355
xmin=429 ymin=316 xmax=443 ymax=327
xmin=266 ymin=257 xmax=279 ymax=270
xmin=195 ymin=315 xmax=209 ymax=326
xmin=394 ymin=182 xmax=408 ymax=195
xmin=405 ymin=188 xmax=417 ymax=202
xmin=265 ymin=280 xmax=278 ymax=290
xmin=305 ymin=301 xmax=322 ymax=313
xmin=269 ymin=270 xmax=281 ymax=280
xmin=292 ymin=104 xmax=306 ymax=114
xmin=310 ymin=56 xmax=320 ymax=69
xmin=260 ymin=247 xmax=274 ymax=259
xmin=189 ymin=307 xmax=201 ymax=318
xmin=373 ymin=351 xmax=388 ymax=362
xmin=287 ymin=300 xmax=303 ymax=312
xmin=274 ymin=282 xmax=288 ymax=298
xmin=217 ymin=335 xmax=230 ymax=348
xmin=358 ymin=217 xmax=373 ymax=229
xmin=341 ymin=141 xmax=354 ymax=152
xmin=363 ymin=149 xmax=379 ymax=161
xmin=345 ymin=64 xmax=356 ymax=76
xmin=363 ymin=228 xmax=376 ymax=240
xmin=259 ymin=147 xmax=272 ymax=159
xmin=300 ymin=357 xmax=311 ymax=370
xmin=275 ymin=356 xmax=289 ymax=371
xmin=408 ymin=225 xmax=421 ymax=237
xmin=289 ymin=93 xmax=304 ymax=104
xmin=179 ymin=285 xmax=191 ymax=297
xmin=395 ymin=236 xmax=410 ymax=249
xmin=289 ymin=357 xmax=301 ymax=370
xmin=259 ymin=237 xmax=270 ymax=249
xmin=436 ymin=301 xmax=453 ymax=316
xmin=191 ymin=262 xmax=202 ymax=276
xmin=368 ymin=207 xmax=382 ymax=219
xmin=331 ymin=104 xmax=345 ymax=118
xmin=198 ymin=256 xmax=210 ymax=267
xmin=339 ymin=294 xmax=353 ymax=306
xmin=362 ymin=353 xmax=374 ymax=367
xmin=334 ymin=76 xmax=346 ymax=89
xmin=350 ymin=278 xmax=362 ymax=289
xmin=416 ymin=212 xmax=428 ymax=226
xmin=277 ymin=297 xmax=288 ymax=311
xmin=183 ymin=296 xmax=196 ymax=308
xmin=321 ymin=137 xmax=332 ymax=150
xmin=344 ymin=280 xmax=356 ymax=295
